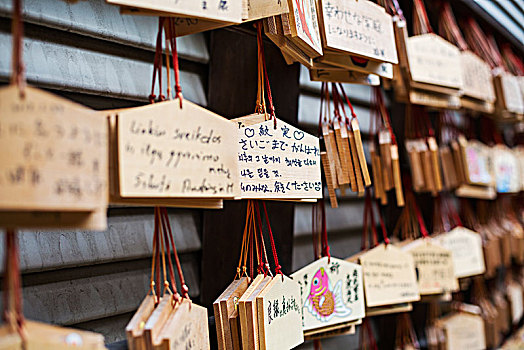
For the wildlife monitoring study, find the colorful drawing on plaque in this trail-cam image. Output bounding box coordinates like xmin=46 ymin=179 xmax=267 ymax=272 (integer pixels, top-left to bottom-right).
xmin=463 ymin=141 xmax=492 ymax=185
xmin=288 ymin=0 xmax=323 ymax=56
xmin=291 ymin=257 xmax=365 ymax=331
xmin=305 ymin=267 xmax=352 ymax=321
xmin=294 ymin=0 xmax=314 ymax=42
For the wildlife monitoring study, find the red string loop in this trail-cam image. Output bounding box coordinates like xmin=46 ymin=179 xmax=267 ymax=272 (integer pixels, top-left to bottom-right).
xmin=261 ymin=202 xmax=282 ymax=276
xmin=256 ymin=21 xmax=276 ymax=127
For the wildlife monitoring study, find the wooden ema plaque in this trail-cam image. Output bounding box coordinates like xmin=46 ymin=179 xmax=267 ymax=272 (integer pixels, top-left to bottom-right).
xmin=494 ymin=71 xmax=524 ymax=115
xmin=107 ymin=0 xmax=243 ymax=23
xmin=0 ymin=85 xmax=107 ymax=212
xmin=264 ymin=16 xmax=314 ymax=68
xmin=232 ymin=114 xmax=322 ymax=200
xmin=0 ymin=320 xmax=106 ymax=350
xmin=143 ymin=297 xmax=174 ymax=349
xmin=318 ymin=53 xmax=393 ymax=79
xmin=406 ymin=34 xmax=463 ymax=90
xmin=460 ymin=139 xmax=494 ymax=187
xmin=153 ymin=300 xmax=210 ymax=350
xmin=492 ymin=145 xmax=521 ymax=193
xmin=286 ymin=0 xmax=323 ymax=57
xmin=108 ymin=113 xmax=223 ymax=209
xmin=256 ymin=275 xmax=304 ymax=350
xmin=460 ymin=51 xmax=495 ymax=103
xmin=243 ymin=0 xmax=289 ymax=21
xmin=0 ymin=207 xmax=107 ymax=231
xmin=434 ymin=227 xmax=486 ymax=279
xmin=213 ymin=277 xmax=249 ymax=350
xmin=309 ymin=69 xmax=380 ymax=85
xmin=290 ymin=257 xmax=365 ymax=332
xmin=116 ymin=100 xmax=239 ymax=199
xmin=318 ymin=0 xmax=398 ymax=64
xmin=401 ymin=239 xmax=459 ymax=295
xmin=126 ymin=295 xmax=156 ymax=350
xmin=214 ymin=280 xmax=239 ymax=350
xmin=438 ymin=312 xmax=486 ymax=350
xmin=238 ymin=274 xmax=266 ymax=350
xmin=358 ymin=244 xmax=420 ymax=308
xmin=304 ymin=321 xmax=359 ymax=341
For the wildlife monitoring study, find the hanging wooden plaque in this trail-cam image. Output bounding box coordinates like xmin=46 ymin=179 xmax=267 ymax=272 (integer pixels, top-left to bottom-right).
xmin=359 ymin=244 xmax=420 ymax=307
xmin=434 ymin=227 xmax=486 ymax=278
xmin=154 ymin=300 xmax=210 ymax=350
xmin=304 ymin=321 xmax=359 ymax=340
xmin=408 ymin=89 xmax=461 ymax=110
xmin=240 ymin=275 xmax=273 ymax=350
xmin=116 ymin=100 xmax=239 ymax=199
xmin=438 ymin=312 xmax=486 ymax=350
xmin=290 ymin=257 xmax=365 ymax=332
xmin=460 ymin=51 xmax=495 ymax=102
xmin=126 ymin=295 xmax=156 ymax=350
xmin=406 ymin=34 xmax=463 ymax=90
xmin=238 ymin=274 xmax=265 ymax=349
xmin=460 ymin=139 xmax=493 ymax=187
xmin=243 ymin=0 xmax=289 ymax=21
xmin=0 ymin=85 xmax=108 ymax=212
xmin=108 ymin=113 xmax=223 ymax=209
xmin=220 ymin=277 xmax=249 ymax=349
xmin=228 ymin=309 xmax=242 ymax=350
xmin=256 ymin=275 xmax=304 ymax=350
xmin=406 ymin=140 xmax=425 ymax=191
xmin=233 ymin=114 xmax=322 ymax=199
xmin=143 ymin=297 xmax=174 ymax=348
xmin=402 ymin=239 xmax=459 ymax=295
xmin=318 ymin=53 xmax=394 ymax=79
xmin=286 ymin=0 xmax=323 ymax=57
xmin=106 ymin=0 xmax=243 ymax=23
xmin=214 ymin=280 xmax=240 ymax=350
xmin=318 ymin=0 xmax=398 ymax=64
xmin=0 ymin=206 xmax=107 ymax=231
xmin=264 ymin=15 xmax=314 ymax=68
xmin=14 ymin=320 xmax=106 ymax=350
xmin=495 ymin=71 xmax=524 ymax=115
xmin=492 ymin=145 xmax=520 ymax=193
xmin=309 ymin=69 xmax=381 ymax=85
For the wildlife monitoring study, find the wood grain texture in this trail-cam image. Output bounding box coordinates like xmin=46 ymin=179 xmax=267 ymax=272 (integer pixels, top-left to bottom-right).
xmin=154 ymin=300 xmax=210 ymax=350
xmin=256 ymin=276 xmax=304 ymax=350
xmin=0 ymin=86 xmax=107 ymax=212
xmin=107 ymin=0 xmax=243 ymax=23
xmin=321 ymin=152 xmax=338 ymax=208
xmin=126 ymin=295 xmax=156 ymax=350
xmin=117 ymin=100 xmax=239 ymax=199
xmin=352 ymin=119 xmax=371 ymax=187
xmin=359 ymin=244 xmax=420 ymax=307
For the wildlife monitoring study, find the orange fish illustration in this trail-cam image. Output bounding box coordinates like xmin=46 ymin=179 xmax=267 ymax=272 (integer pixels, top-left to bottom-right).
xmin=305 ymin=267 xmax=352 ymax=321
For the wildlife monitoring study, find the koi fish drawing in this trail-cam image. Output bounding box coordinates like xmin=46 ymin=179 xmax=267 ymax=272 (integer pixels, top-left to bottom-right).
xmin=304 ymin=267 xmax=352 ymax=322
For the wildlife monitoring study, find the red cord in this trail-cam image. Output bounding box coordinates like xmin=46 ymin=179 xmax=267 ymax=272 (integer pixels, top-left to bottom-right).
xmin=161 ymin=207 xmax=189 ymax=299
xmin=262 ymin=202 xmax=282 ymax=275
xmin=375 ymin=200 xmax=390 ymax=245
xmin=338 ymin=83 xmax=357 ymax=119
xmin=256 ymin=21 xmax=276 ymax=126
